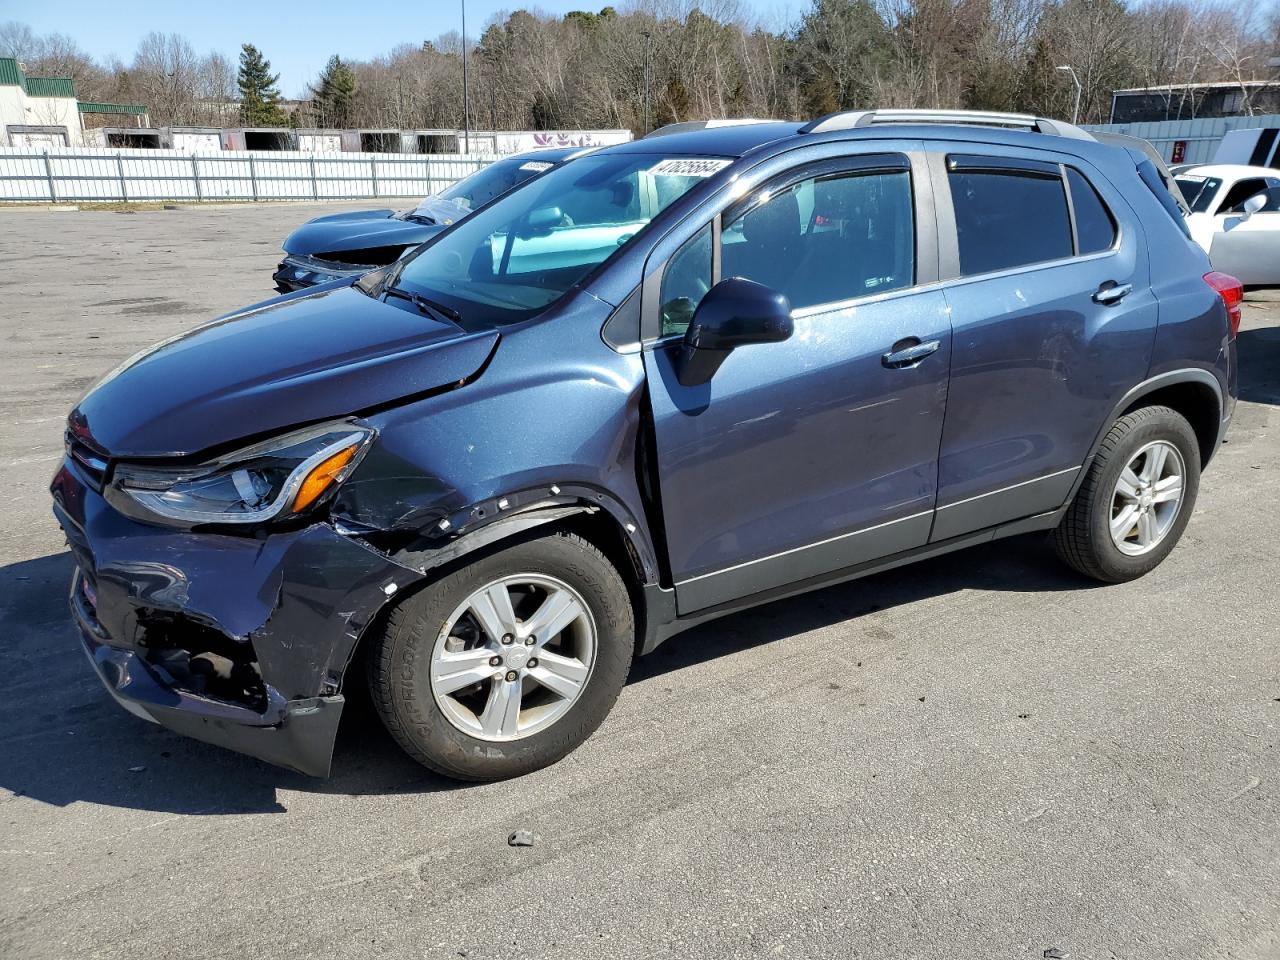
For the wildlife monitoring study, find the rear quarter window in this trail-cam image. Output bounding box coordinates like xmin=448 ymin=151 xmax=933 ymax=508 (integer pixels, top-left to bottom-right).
xmin=1065 ymin=167 xmax=1117 ymax=255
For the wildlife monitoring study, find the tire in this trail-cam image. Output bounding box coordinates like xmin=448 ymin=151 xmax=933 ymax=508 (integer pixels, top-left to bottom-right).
xmin=1053 ymin=404 xmax=1200 ymax=583
xmin=367 ymin=531 xmax=634 ymax=781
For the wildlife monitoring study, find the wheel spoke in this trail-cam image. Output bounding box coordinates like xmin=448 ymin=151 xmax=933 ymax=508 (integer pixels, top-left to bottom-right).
xmin=1141 ymin=444 xmax=1169 ymax=484
xmin=431 ymin=647 xmax=500 ymax=695
xmin=1136 ymin=509 xmax=1156 ymax=547
xmin=1115 ymin=466 xmax=1142 ymax=502
xmin=468 ymin=583 xmax=518 ymax=644
xmin=479 ymin=677 xmax=522 ymax=738
xmin=1152 ymin=475 xmax=1183 ymax=504
xmin=528 ymin=649 xmax=589 ymax=700
xmin=1111 ymin=503 xmax=1140 ymax=542
xmin=522 ymin=588 xmax=585 ymax=646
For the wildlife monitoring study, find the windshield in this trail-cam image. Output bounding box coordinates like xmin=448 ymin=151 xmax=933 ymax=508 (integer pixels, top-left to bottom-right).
xmin=1175 ymin=175 xmax=1222 ymax=213
xmin=392 ymin=153 xmax=726 ymax=325
xmin=432 ymin=156 xmax=554 ymax=213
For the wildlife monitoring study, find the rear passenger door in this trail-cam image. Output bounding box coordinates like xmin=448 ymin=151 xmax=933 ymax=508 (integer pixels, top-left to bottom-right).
xmin=929 ymin=149 xmax=1159 ymax=541
xmin=643 ymin=152 xmax=954 ymax=613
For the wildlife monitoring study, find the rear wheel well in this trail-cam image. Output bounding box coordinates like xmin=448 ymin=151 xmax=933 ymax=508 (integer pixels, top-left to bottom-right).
xmin=1119 ymin=381 xmax=1220 ymax=466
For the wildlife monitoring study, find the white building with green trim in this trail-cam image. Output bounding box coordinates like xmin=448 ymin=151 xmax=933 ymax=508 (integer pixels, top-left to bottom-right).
xmin=0 ymin=57 xmax=148 ymax=147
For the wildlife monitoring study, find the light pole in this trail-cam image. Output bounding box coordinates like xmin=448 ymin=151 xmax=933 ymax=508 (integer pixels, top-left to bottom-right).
xmin=1056 ymin=65 xmax=1082 ymax=125
xmin=461 ymin=0 xmax=470 ymax=153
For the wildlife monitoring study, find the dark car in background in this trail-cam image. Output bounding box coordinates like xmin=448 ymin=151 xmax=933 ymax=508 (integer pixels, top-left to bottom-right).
xmin=272 ymin=147 xmax=586 ymax=292
xmin=55 ymin=110 xmax=1239 ymax=783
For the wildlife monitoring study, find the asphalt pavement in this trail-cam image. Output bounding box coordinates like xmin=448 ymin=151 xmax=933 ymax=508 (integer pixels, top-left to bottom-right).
xmin=1 ymin=202 xmax=1277 ymax=960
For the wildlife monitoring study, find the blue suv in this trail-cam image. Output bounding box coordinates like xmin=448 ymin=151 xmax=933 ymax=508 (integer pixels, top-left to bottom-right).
xmin=52 ymin=111 xmax=1241 ymax=781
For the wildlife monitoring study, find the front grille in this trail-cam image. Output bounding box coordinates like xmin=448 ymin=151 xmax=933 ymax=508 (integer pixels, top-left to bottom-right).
xmin=66 ymin=434 xmax=108 ymax=491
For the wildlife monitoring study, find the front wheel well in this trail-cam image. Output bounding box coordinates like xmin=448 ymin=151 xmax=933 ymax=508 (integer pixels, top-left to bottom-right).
xmin=346 ymin=506 xmax=649 ymax=691
xmin=1119 ymin=380 xmax=1220 ymax=466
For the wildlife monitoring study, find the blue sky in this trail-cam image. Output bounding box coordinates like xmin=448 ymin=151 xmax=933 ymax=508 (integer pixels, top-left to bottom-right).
xmin=4 ymin=0 xmax=798 ymax=98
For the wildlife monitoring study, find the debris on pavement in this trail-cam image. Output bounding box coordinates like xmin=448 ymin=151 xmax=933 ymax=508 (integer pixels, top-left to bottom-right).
xmin=508 ymin=830 xmax=535 ymax=847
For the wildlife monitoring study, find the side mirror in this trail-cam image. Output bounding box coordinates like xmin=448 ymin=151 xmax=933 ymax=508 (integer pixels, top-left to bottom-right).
xmin=520 ymin=206 xmax=563 ymax=236
xmin=1241 ymin=193 xmax=1267 ymax=220
xmin=677 ymin=277 xmax=792 ymax=386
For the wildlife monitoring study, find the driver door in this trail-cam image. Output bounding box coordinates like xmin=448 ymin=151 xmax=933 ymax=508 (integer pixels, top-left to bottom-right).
xmin=641 ymin=153 xmax=953 ymax=614
xmin=1210 ymin=180 xmax=1280 ymax=286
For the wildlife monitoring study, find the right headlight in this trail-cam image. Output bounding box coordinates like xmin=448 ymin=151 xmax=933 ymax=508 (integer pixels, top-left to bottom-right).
xmin=110 ymin=421 xmax=373 ymax=527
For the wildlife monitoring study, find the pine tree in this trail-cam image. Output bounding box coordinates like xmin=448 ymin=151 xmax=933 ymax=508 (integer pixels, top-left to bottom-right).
xmin=237 ymin=43 xmax=287 ymax=127
xmin=311 ymin=55 xmax=356 ymax=128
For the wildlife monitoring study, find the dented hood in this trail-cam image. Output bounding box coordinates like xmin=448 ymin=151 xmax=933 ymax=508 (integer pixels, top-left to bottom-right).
xmin=72 ymin=285 xmax=498 ymax=458
xmin=283 ymin=208 xmax=444 ymax=257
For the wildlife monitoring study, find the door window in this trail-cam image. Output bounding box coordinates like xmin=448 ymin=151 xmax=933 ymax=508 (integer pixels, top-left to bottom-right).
xmin=949 ymin=167 xmax=1073 ymax=275
xmin=659 ymin=225 xmax=712 ymax=336
xmin=1216 ymin=178 xmax=1270 ymax=214
xmin=721 ymin=169 xmax=914 ymax=311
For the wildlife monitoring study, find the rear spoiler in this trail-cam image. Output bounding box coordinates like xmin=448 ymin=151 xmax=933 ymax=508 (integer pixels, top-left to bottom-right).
xmin=1093 ymin=132 xmax=1191 ymax=217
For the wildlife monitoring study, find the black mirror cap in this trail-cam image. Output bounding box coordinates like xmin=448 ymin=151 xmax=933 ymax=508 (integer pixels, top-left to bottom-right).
xmin=677 ymin=277 xmax=792 ymax=386
xmin=685 ymin=277 xmax=793 ymax=351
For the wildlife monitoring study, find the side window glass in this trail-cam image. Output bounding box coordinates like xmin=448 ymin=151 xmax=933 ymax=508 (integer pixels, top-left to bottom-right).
xmin=1065 ymin=167 xmax=1117 ymax=255
xmin=949 ymin=168 xmax=1073 ymax=275
xmin=1217 ymin=178 xmax=1268 ymax=214
xmin=722 ymin=168 xmax=914 ymax=310
xmin=659 ymin=224 xmax=712 ymax=336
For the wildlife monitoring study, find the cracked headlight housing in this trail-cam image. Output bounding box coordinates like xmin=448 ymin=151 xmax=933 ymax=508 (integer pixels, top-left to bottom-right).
xmin=110 ymin=422 xmax=374 ymax=527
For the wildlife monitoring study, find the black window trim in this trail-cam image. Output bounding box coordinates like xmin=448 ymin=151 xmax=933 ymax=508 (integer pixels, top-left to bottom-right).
xmin=644 ymin=151 xmax=930 ymax=342
xmin=938 ymin=151 xmax=1123 ymax=284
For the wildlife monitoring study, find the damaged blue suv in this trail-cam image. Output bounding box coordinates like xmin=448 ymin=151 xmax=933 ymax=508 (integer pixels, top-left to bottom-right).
xmin=52 ymin=111 xmax=1240 ymax=781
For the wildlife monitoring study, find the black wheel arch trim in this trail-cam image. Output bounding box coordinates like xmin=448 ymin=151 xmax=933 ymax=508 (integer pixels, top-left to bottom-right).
xmin=1064 ymin=367 xmax=1224 ymax=508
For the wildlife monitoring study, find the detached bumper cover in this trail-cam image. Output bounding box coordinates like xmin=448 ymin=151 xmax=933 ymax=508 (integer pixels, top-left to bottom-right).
xmin=52 ymin=461 xmax=421 ymax=776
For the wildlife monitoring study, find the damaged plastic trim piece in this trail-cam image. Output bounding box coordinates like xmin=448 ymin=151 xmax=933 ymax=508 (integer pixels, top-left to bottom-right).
xmin=370 ymin=482 xmax=659 ymax=585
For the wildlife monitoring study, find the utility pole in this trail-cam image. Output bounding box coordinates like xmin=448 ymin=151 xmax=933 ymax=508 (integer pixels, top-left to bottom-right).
xmin=461 ymin=0 xmax=471 ymax=153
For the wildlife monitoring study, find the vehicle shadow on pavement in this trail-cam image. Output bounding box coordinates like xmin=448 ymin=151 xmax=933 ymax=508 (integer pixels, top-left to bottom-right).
xmin=630 ymin=533 xmax=1093 ymax=684
xmin=1235 ymin=324 xmax=1280 ymax=406
xmin=0 ymin=534 xmax=1087 ymax=813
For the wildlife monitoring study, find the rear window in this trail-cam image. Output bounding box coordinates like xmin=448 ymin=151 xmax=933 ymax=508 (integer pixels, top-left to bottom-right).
xmin=949 ymin=169 xmax=1072 ymax=276
xmin=1175 ymin=175 xmax=1221 ymax=213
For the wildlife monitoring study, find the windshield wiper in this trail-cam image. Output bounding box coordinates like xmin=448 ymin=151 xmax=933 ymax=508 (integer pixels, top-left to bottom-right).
xmin=383 ymin=285 xmax=462 ymax=324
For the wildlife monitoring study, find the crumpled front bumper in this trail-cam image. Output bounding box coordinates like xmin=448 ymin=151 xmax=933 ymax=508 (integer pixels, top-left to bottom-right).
xmin=51 ymin=460 xmax=421 ymax=776
xmin=273 ymin=254 xmax=370 ymax=293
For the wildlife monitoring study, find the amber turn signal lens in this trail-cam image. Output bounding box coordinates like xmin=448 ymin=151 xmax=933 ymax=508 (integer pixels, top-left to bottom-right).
xmin=291 ymin=444 xmax=358 ymax=513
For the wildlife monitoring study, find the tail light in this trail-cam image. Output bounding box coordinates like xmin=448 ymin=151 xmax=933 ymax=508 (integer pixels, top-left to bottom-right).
xmin=1204 ymin=271 xmax=1243 ymax=338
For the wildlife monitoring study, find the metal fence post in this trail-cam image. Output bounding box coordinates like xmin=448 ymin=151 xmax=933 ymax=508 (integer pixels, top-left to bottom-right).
xmin=248 ymin=154 xmax=259 ymax=200
xmin=115 ymin=152 xmax=127 ymax=201
xmin=191 ymin=154 xmax=202 ymax=200
xmin=309 ymin=155 xmax=318 ymax=199
xmin=370 ymin=156 xmax=379 ymax=198
xmin=42 ymin=151 xmax=55 ymax=202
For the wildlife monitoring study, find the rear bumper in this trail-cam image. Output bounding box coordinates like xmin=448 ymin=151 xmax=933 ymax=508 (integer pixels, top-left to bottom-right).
xmin=273 ymin=255 xmax=370 ymax=293
xmin=52 ymin=460 xmax=422 ymax=776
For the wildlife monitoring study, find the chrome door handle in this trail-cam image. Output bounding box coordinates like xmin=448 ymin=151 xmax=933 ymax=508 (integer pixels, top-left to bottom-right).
xmin=881 ymin=339 xmax=940 ymax=369
xmin=1093 ymin=282 xmax=1132 ymax=305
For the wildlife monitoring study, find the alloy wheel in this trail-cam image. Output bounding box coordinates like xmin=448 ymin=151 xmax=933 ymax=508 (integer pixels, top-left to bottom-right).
xmin=1109 ymin=440 xmax=1185 ymax=556
xmin=429 ymin=574 xmax=597 ymax=741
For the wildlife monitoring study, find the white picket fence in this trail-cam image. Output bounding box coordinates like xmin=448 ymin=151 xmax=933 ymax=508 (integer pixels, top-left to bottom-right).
xmin=0 ymin=147 xmax=497 ymax=203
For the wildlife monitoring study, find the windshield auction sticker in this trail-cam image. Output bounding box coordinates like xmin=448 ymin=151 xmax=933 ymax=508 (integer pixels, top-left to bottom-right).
xmin=519 ymin=161 xmax=555 ymax=172
xmin=647 ymin=158 xmax=732 ymax=178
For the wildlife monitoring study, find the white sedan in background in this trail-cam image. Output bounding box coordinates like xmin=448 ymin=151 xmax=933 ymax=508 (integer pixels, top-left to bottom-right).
xmin=1175 ymin=164 xmax=1280 ymax=286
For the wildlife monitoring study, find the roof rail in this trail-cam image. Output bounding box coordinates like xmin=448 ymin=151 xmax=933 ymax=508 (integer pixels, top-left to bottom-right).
xmin=799 ymin=109 xmax=1095 ymax=141
xmin=642 ymin=118 xmax=774 ymax=139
